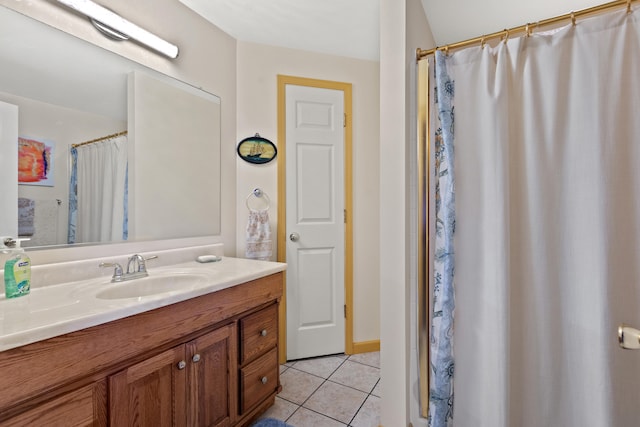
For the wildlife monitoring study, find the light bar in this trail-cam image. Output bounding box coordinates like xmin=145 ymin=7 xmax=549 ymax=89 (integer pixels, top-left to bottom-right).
xmin=55 ymin=0 xmax=179 ymax=59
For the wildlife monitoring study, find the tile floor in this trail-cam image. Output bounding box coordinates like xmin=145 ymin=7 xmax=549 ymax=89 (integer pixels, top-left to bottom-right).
xmin=256 ymin=351 xmax=380 ymax=427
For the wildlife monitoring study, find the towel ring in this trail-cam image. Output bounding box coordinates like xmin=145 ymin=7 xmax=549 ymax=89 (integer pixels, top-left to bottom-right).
xmin=246 ymin=188 xmax=270 ymax=211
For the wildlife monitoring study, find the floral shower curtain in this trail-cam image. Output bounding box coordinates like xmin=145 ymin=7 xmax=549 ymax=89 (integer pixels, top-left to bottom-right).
xmin=68 ymin=134 xmax=128 ymax=243
xmin=428 ymin=6 xmax=640 ymax=427
xmin=428 ymin=50 xmax=456 ymax=427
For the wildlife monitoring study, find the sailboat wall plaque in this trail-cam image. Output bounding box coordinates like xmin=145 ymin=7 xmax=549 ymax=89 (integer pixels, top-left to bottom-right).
xmin=237 ymin=134 xmax=277 ymax=164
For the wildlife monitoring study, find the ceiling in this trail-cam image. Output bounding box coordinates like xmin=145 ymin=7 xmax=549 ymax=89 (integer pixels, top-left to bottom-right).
xmin=179 ymin=0 xmax=614 ymax=61
xmin=178 ymin=0 xmax=379 ymax=61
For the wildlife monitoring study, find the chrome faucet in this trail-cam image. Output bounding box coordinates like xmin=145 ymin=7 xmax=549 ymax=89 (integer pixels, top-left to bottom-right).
xmin=126 ymin=254 xmax=147 ymax=276
xmin=99 ymin=254 xmax=157 ymax=283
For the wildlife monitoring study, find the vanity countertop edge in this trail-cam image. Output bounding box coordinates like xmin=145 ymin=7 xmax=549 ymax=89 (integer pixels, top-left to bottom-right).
xmin=0 ymin=256 xmax=286 ymax=352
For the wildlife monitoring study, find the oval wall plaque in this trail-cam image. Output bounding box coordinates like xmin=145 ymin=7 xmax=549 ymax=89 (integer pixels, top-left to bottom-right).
xmin=237 ymin=134 xmax=277 ymax=164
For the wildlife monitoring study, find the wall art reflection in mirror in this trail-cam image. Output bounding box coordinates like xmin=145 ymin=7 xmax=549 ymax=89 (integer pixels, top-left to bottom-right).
xmin=18 ymin=137 xmax=55 ymax=186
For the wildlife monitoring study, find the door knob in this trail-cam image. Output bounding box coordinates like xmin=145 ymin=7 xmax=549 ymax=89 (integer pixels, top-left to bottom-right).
xmin=618 ymin=324 xmax=640 ymax=349
xmin=289 ymin=232 xmax=300 ymax=242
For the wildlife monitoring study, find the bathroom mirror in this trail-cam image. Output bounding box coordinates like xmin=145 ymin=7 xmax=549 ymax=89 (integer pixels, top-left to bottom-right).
xmin=0 ymin=5 xmax=221 ymax=248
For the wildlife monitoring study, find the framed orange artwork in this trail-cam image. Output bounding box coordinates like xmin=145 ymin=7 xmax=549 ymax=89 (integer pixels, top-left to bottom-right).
xmin=18 ymin=137 xmax=55 ymax=186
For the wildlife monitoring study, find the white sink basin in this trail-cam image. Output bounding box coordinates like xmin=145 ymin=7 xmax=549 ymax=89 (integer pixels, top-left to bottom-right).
xmin=95 ymin=273 xmax=209 ymax=300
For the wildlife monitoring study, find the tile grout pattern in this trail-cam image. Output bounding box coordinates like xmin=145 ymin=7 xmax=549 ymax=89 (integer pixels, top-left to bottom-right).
xmin=256 ymin=351 xmax=380 ymax=427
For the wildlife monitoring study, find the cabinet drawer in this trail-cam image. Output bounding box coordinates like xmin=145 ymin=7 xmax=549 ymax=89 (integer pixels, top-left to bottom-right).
xmin=239 ymin=347 xmax=278 ymax=414
xmin=239 ymin=304 xmax=277 ymax=364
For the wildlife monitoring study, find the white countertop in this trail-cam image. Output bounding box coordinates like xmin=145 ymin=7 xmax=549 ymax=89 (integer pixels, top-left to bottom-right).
xmin=0 ymin=256 xmax=286 ymax=352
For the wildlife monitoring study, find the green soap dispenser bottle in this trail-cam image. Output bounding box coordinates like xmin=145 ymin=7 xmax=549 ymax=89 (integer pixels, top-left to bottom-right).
xmin=3 ymin=237 xmax=31 ymax=299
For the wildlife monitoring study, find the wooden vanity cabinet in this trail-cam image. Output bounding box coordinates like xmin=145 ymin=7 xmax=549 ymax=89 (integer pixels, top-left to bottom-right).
xmin=109 ymin=324 xmax=237 ymax=427
xmin=0 ymin=272 xmax=283 ymax=427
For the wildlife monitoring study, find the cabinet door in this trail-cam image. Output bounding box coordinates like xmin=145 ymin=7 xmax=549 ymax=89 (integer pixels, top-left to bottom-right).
xmin=0 ymin=381 xmax=107 ymax=427
xmin=186 ymin=324 xmax=238 ymax=427
xmin=109 ymin=346 xmax=187 ymax=427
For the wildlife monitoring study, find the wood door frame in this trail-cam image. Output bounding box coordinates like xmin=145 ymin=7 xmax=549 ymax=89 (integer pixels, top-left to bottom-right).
xmin=277 ymin=74 xmax=353 ymax=363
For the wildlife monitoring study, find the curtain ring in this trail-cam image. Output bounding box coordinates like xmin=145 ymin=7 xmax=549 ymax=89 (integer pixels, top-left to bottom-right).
xmin=525 ymin=23 xmax=535 ymax=37
xmin=571 ymin=11 xmax=577 ymax=26
xmin=443 ymin=45 xmax=449 ymax=56
xmin=480 ymin=36 xmax=486 ymax=49
xmin=627 ymin=0 xmax=632 ymax=14
xmin=502 ymin=29 xmax=509 ymax=44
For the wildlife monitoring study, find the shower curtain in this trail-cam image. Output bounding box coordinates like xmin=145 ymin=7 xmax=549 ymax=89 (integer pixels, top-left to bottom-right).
xmin=68 ymin=134 xmax=128 ymax=243
xmin=429 ymin=7 xmax=640 ymax=427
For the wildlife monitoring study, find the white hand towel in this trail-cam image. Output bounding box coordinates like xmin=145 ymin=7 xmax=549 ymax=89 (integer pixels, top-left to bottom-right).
xmin=245 ymin=209 xmax=272 ymax=260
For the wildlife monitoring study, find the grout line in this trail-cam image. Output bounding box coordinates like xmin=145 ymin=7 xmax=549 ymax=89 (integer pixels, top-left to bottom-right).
xmin=287 ymin=405 xmax=350 ymax=426
xmin=370 ymin=377 xmax=381 ymax=397
xmin=346 ymin=377 xmax=382 ymax=426
xmin=348 ymin=359 xmax=381 ymax=369
xmin=278 ymin=352 xmax=380 ymax=426
xmin=282 ymin=356 xmax=351 ymax=426
xmin=325 ymin=377 xmax=378 ymax=395
xmin=345 ymin=353 xmax=381 ymax=369
xmin=284 ymin=354 xmax=349 ymax=381
xmin=347 ymin=398 xmax=368 ymax=426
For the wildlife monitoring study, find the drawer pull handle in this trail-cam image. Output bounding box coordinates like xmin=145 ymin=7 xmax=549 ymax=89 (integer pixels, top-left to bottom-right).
xmin=261 ymin=376 xmax=268 ymax=384
xmin=260 ymin=329 xmax=268 ymax=337
xmin=177 ymin=360 xmax=187 ymax=370
xmin=192 ymin=354 xmax=201 ymax=363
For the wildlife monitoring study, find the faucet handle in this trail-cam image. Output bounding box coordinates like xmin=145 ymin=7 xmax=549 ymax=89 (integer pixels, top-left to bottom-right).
xmin=139 ymin=255 xmax=158 ymax=273
xmin=99 ymin=262 xmax=124 ymax=282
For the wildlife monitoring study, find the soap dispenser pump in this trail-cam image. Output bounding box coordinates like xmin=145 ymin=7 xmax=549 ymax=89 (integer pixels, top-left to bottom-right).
xmin=2 ymin=237 xmax=31 ymax=298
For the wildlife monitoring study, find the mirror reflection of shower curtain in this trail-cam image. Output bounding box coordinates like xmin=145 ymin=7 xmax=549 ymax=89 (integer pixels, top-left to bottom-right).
xmin=68 ymin=134 xmax=128 ymax=244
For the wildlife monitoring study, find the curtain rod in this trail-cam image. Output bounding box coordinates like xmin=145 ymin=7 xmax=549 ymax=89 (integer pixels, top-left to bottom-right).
xmin=416 ymin=0 xmax=636 ymax=60
xmin=71 ymin=130 xmax=128 ymax=148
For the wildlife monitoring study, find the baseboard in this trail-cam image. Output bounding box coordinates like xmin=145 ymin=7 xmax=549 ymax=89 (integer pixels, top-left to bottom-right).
xmin=352 ymin=339 xmax=380 ymax=354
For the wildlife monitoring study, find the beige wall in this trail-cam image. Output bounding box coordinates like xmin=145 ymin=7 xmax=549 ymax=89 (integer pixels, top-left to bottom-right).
xmin=0 ymin=0 xmax=238 ymax=253
xmin=380 ymin=0 xmax=434 ymax=425
xmin=235 ymin=41 xmax=381 ymax=344
xmin=380 ymin=0 xmax=409 ymax=423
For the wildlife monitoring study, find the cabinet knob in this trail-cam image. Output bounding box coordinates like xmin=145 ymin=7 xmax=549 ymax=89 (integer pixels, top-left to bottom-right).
xmin=192 ymin=354 xmax=201 ymax=363
xmin=177 ymin=360 xmax=187 ymax=370
xmin=261 ymin=376 xmax=268 ymax=384
xmin=260 ymin=329 xmax=268 ymax=337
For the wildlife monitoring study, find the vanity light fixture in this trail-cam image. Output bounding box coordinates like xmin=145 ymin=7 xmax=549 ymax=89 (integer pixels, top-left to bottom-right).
xmin=54 ymin=0 xmax=179 ymax=59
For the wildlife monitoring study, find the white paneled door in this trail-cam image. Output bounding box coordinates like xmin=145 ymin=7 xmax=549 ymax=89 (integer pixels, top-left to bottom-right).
xmin=0 ymin=101 xmax=18 ymax=238
xmin=285 ymin=84 xmax=345 ymax=360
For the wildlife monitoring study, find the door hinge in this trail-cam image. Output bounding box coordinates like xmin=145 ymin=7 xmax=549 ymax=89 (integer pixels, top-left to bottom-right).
xmin=344 ymin=113 xmax=347 ymax=128
xmin=344 ymin=209 xmax=347 ymax=223
xmin=344 ymin=304 xmax=347 ymax=318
